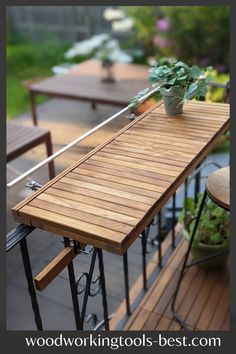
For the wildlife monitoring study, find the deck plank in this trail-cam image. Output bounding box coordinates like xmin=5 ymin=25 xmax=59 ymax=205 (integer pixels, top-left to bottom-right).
xmin=123 ymin=238 xmax=229 ymax=331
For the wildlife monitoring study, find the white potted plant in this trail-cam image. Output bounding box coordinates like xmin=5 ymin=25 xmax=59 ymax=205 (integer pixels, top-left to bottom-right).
xmin=95 ymin=38 xmax=132 ymax=82
xmin=64 ymin=34 xmax=132 ymax=83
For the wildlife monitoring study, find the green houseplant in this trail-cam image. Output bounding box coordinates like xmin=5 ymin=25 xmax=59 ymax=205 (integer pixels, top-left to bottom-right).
xmin=148 ymin=58 xmax=212 ymax=114
xmin=179 ymin=194 xmax=230 ymax=270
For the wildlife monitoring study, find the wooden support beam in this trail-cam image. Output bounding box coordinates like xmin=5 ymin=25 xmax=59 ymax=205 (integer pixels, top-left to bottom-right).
xmin=34 ymin=246 xmax=76 ymax=291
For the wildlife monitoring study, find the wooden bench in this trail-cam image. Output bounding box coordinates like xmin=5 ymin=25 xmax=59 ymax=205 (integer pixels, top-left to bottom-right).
xmin=7 ymin=122 xmax=55 ymax=180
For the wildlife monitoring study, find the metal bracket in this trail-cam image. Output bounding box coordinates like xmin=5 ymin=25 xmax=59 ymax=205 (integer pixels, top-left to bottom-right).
xmin=6 ymin=224 xmax=35 ymax=252
xmin=25 ymin=181 xmax=42 ymax=191
xmin=126 ymin=113 xmax=137 ymax=121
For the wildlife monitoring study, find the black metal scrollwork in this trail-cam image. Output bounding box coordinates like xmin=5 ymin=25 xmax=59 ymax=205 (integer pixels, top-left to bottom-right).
xmin=76 ymin=272 xmax=101 ymax=296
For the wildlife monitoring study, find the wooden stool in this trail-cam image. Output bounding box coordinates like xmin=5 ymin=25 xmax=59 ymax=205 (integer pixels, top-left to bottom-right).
xmin=171 ymin=166 xmax=229 ymax=329
xmin=206 ymin=167 xmax=229 ymax=210
xmin=7 ymin=122 xmax=55 ymax=180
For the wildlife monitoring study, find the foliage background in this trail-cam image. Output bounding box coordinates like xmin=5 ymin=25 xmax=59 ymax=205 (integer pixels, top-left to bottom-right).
xmin=7 ymin=6 xmax=229 ymax=120
xmin=124 ymin=6 xmax=229 ymax=70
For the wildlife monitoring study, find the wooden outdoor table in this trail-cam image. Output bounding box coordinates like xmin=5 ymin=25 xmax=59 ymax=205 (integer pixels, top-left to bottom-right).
xmin=12 ymin=101 xmax=230 ymax=255
xmin=27 ymin=59 xmax=149 ymax=125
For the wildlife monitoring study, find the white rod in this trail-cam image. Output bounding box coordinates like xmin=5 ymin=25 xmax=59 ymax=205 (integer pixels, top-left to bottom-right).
xmin=7 ymin=86 xmax=159 ymax=188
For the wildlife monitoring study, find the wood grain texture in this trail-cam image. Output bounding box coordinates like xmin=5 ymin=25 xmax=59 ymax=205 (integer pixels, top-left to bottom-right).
xmin=124 ymin=238 xmax=229 ymax=331
xmin=28 ymin=60 xmax=150 ymax=106
xmin=206 ymin=166 xmax=229 ymax=210
xmin=12 ymin=101 xmax=230 ymax=255
xmin=7 ymin=122 xmax=51 ymax=162
xmin=34 ymin=246 xmax=75 ymax=291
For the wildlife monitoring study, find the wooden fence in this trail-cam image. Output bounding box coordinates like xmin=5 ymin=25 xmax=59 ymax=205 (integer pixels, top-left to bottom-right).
xmin=7 ymin=6 xmax=112 ymax=42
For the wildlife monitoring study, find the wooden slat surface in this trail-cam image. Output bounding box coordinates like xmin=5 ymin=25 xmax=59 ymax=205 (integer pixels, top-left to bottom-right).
xmin=7 ymin=122 xmax=50 ymax=160
xmin=12 ymin=101 xmax=230 ymax=254
xmin=124 ymin=238 xmax=229 ymax=331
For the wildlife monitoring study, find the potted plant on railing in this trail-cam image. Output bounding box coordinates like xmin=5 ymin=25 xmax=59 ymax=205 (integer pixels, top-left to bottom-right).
xmin=148 ymin=58 xmax=212 ymax=114
xmin=178 ymin=194 xmax=230 ymax=270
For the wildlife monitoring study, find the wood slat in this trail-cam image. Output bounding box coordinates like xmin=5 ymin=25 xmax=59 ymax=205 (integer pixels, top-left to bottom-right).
xmin=18 ymin=205 xmax=126 ymax=254
xmin=29 ymin=198 xmax=134 ymax=234
xmin=103 ymin=145 xmax=188 ymax=167
xmin=34 ymin=246 xmax=75 ymax=291
xmin=196 ymin=270 xmax=228 ymax=330
xmin=136 ymin=122 xmax=214 ymax=139
xmin=68 ymin=171 xmax=163 ymax=198
xmin=132 ymin=125 xmax=212 ymax=142
xmin=96 ymin=150 xmax=183 ymax=172
xmin=80 ymin=160 xmax=174 ymax=186
xmin=85 ymin=158 xmax=175 ymax=182
xmin=184 ymin=272 xmax=219 ymax=328
xmin=128 ymin=127 xmax=207 ymax=146
xmin=7 ymin=122 xmax=50 ymax=158
xmin=37 ymin=192 xmax=139 ymax=226
xmin=110 ymin=140 xmax=192 ymax=163
xmin=221 ymin=311 xmax=230 ymax=330
xmin=146 ymin=114 xmax=225 ymax=126
xmin=116 ymin=135 xmax=200 ymax=154
xmin=143 ymin=312 xmax=161 ymax=330
xmin=208 ymin=286 xmax=229 ymax=330
xmin=62 ymin=175 xmax=155 ymax=204
xmin=52 ymin=181 xmax=149 ymax=212
xmin=90 ymin=154 xmax=180 ymax=177
xmin=124 ymin=130 xmax=205 ymax=149
xmin=73 ymin=166 xmax=166 ymax=193
xmin=46 ymin=186 xmax=145 ymax=219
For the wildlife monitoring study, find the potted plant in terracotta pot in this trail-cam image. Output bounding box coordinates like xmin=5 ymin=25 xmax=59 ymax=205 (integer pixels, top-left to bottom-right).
xmin=178 ymin=194 xmax=230 ymax=270
xmin=148 ymin=58 xmax=212 ymax=114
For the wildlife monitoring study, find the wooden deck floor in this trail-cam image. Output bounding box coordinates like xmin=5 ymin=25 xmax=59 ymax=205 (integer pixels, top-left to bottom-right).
xmin=122 ymin=238 xmax=229 ymax=331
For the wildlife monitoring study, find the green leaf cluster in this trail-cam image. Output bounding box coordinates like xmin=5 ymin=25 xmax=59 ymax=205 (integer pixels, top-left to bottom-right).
xmin=148 ymin=59 xmax=212 ymax=101
xmin=179 ymin=193 xmax=230 ymax=247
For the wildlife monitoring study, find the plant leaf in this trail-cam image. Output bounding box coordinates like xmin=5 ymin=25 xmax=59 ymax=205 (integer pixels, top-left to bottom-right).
xmin=189 ymin=65 xmax=202 ymax=79
xmin=186 ymin=83 xmax=198 ymax=98
xmin=177 ymin=75 xmax=187 ymax=81
xmin=174 ymin=61 xmax=188 ymax=68
xmin=167 ymin=78 xmax=176 ymax=85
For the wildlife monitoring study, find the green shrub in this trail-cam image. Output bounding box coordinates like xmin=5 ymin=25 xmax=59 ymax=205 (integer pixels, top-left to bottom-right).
xmin=124 ymin=6 xmax=229 ymax=70
xmin=7 ymin=37 xmax=70 ymax=119
xmin=179 ymin=194 xmax=230 ymax=247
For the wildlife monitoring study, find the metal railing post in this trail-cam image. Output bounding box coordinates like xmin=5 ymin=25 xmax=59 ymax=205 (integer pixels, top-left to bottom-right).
xmin=19 ymin=237 xmax=43 ymax=330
